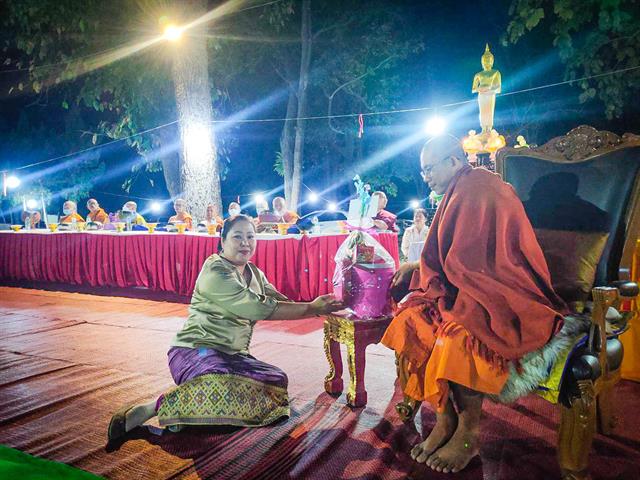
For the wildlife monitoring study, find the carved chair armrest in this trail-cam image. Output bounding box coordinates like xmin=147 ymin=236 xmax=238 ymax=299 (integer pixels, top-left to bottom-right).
xmin=587 ymin=288 xmax=618 ymax=374
xmin=609 ymin=280 xmax=639 ymax=298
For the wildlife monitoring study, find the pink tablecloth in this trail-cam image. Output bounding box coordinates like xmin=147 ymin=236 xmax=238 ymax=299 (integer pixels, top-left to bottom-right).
xmin=0 ymin=232 xmax=399 ymax=302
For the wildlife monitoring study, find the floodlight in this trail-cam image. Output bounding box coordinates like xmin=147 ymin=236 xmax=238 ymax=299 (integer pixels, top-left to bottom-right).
xmin=150 ymin=201 xmax=163 ymax=214
xmin=163 ymin=24 xmax=183 ymax=42
xmin=6 ymin=175 xmax=20 ymax=189
xmin=424 ymin=116 xmax=447 ymax=137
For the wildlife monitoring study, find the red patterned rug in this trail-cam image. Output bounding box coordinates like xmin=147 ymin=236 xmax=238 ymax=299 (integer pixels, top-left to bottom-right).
xmin=0 ymin=287 xmax=639 ymax=479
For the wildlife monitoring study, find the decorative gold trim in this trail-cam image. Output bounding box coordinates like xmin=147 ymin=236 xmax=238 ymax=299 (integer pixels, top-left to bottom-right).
xmin=496 ymin=125 xmax=640 ymax=277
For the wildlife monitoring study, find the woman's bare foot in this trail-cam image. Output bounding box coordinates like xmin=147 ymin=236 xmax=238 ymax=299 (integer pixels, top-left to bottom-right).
xmin=425 ymin=421 xmax=479 ymax=473
xmin=124 ymin=402 xmax=157 ymax=431
xmin=410 ymin=400 xmax=458 ymax=464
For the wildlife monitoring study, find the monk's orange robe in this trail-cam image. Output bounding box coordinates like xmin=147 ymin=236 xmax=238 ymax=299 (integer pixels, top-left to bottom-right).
xmin=282 ymin=211 xmax=299 ymax=224
xmin=60 ymin=213 xmax=85 ymax=223
xmin=382 ymin=165 xmax=567 ymax=411
xmin=207 ymin=215 xmax=223 ymax=228
xmin=87 ymin=208 xmax=108 ymax=224
xmin=169 ymin=213 xmax=193 ymax=230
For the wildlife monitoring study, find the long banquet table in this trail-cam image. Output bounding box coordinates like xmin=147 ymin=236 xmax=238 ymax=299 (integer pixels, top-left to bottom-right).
xmin=0 ymin=230 xmax=399 ymax=302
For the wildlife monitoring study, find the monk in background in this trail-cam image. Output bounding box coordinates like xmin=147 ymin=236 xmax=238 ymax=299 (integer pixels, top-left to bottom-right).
xmin=169 ymin=198 xmax=193 ymax=230
xmin=60 ymin=200 xmax=84 ymax=223
xmin=371 ymin=191 xmax=398 ymax=232
xmin=204 ymin=204 xmax=223 ymax=228
xmin=21 ymin=210 xmax=41 ymax=228
xmin=382 ymin=135 xmax=566 ymax=473
xmin=272 ymin=196 xmax=299 ymax=224
xmin=227 ymin=202 xmax=241 ymax=217
xmin=118 ymin=201 xmax=147 ymax=226
xmin=86 ymin=198 xmax=108 ymax=224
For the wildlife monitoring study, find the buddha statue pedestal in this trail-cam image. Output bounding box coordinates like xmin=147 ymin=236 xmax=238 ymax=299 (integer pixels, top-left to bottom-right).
xmin=323 ymin=312 xmax=392 ymax=407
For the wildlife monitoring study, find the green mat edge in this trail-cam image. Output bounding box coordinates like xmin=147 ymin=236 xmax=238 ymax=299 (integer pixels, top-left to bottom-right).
xmin=0 ymin=444 xmax=105 ymax=480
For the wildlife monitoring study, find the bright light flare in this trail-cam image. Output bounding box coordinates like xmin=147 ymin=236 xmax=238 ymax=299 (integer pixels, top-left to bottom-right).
xmin=254 ymin=194 xmax=265 ymax=204
xmin=26 ymin=199 xmax=38 ymax=210
xmin=150 ymin=201 xmax=163 ymax=214
xmin=327 ymin=202 xmax=337 ymax=212
xmin=184 ymin=124 xmax=211 ymax=156
xmin=163 ymin=24 xmax=183 ymax=42
xmin=308 ymin=192 xmax=319 ymax=203
xmin=424 ymin=116 xmax=447 ymax=137
xmin=6 ymin=175 xmax=20 ymax=189
xmin=410 ymin=200 xmax=420 ymax=209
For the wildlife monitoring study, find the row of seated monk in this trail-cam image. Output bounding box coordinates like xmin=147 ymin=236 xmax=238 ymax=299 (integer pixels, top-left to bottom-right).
xmin=18 ymin=190 xmax=406 ymax=233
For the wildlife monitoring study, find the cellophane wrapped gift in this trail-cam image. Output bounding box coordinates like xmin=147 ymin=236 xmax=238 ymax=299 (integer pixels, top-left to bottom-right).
xmin=332 ymin=231 xmax=396 ymax=319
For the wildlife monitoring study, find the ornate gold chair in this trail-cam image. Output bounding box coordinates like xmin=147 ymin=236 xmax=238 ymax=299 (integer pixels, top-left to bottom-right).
xmin=395 ymin=126 xmax=640 ymax=480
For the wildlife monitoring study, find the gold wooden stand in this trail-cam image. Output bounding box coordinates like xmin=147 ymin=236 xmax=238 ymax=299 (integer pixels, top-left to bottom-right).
xmin=323 ymin=312 xmax=391 ymax=407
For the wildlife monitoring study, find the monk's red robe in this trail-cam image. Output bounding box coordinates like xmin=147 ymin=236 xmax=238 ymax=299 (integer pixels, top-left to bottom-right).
xmin=374 ymin=209 xmax=398 ymax=232
xmin=382 ymin=165 xmax=567 ymax=409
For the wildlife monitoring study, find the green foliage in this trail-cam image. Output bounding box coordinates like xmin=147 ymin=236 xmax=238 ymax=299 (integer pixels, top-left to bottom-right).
xmin=273 ymin=151 xmax=285 ymax=176
xmin=2 ymin=1 xmax=176 ymax=194
xmin=256 ymin=0 xmax=424 ymax=197
xmin=1 ymin=108 xmax=104 ymax=209
xmin=504 ymin=0 xmax=640 ymax=118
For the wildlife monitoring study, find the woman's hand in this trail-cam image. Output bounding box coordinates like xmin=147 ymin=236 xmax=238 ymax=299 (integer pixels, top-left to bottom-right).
xmin=373 ymin=219 xmax=388 ymax=230
xmin=392 ymin=261 xmax=419 ymax=287
xmin=310 ymin=294 xmax=344 ymax=316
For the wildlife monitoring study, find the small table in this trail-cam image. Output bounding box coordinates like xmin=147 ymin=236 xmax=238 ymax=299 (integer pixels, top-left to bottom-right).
xmin=323 ymin=312 xmax=392 ymax=407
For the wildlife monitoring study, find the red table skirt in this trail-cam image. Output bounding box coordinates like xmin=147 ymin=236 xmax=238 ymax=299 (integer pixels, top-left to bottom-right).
xmin=0 ymin=232 xmax=399 ymax=302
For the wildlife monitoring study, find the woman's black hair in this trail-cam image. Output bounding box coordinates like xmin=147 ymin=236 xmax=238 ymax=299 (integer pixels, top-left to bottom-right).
xmin=413 ymin=208 xmax=428 ymax=218
xmin=218 ymin=214 xmax=255 ymax=252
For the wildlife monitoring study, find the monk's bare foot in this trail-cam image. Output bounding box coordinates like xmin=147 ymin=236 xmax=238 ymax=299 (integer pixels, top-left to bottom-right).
xmin=425 ymin=425 xmax=479 ymax=473
xmin=124 ymin=402 xmax=156 ymax=432
xmin=410 ymin=404 xmax=458 ymax=464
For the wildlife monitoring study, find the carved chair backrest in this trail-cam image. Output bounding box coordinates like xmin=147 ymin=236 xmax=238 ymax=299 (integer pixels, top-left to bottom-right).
xmin=496 ymin=126 xmax=640 ymax=285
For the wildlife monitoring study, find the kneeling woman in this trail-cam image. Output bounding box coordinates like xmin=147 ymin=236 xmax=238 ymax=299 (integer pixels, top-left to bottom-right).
xmin=108 ymin=214 xmax=342 ymax=439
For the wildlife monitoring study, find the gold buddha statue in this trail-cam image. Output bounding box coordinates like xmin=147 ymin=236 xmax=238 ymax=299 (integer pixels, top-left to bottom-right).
xmin=472 ymin=44 xmax=501 ymax=134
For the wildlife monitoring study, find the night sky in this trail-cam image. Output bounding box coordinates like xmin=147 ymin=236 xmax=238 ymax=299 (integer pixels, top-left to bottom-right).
xmin=1 ymin=0 xmax=638 ymax=219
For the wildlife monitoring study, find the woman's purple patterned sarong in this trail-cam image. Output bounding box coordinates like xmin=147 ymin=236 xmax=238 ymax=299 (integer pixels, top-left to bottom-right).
xmin=167 ymin=346 xmax=288 ymax=387
xmin=155 ymin=347 xmax=289 ymax=428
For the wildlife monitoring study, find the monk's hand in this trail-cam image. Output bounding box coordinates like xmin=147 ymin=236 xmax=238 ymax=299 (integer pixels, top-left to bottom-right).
xmin=310 ymin=294 xmax=344 ymax=315
xmin=373 ymin=219 xmax=388 ymax=230
xmin=392 ymin=262 xmax=419 ymax=287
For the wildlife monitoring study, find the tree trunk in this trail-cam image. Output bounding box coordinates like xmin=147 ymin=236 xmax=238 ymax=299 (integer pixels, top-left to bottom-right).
xmin=158 ymin=125 xmax=181 ymax=198
xmin=281 ymin=86 xmax=297 ymax=202
xmin=170 ymin=0 xmax=222 ymax=219
xmin=291 ymin=0 xmax=312 ymax=211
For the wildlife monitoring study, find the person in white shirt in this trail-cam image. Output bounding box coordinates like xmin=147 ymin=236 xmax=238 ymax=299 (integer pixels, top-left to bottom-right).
xmin=401 ymin=208 xmax=429 ymax=261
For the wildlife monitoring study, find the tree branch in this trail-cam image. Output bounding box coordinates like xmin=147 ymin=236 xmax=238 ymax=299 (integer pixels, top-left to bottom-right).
xmin=327 ymin=54 xmax=396 ymax=134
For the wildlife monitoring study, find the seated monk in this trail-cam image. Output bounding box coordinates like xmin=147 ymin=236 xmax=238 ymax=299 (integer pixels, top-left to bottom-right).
xmin=21 ymin=210 xmax=42 ymax=229
xmin=204 ymin=203 xmax=223 ymax=228
xmin=86 ymin=198 xmax=108 ymax=224
xmin=60 ymin=200 xmax=84 ymax=223
xmin=371 ymin=191 xmax=398 ymax=232
xmin=382 ymin=135 xmax=567 ymax=473
xmin=118 ymin=201 xmax=147 ymax=226
xmin=169 ymin=198 xmax=193 ymax=230
xmin=227 ymin=201 xmax=242 ymax=217
xmin=272 ymin=196 xmax=299 ymax=224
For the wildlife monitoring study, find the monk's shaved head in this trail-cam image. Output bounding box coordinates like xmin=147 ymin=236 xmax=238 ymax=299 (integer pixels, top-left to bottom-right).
xmin=420 ymin=134 xmax=466 ymax=164
xmin=420 ymin=134 xmax=468 ymax=195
